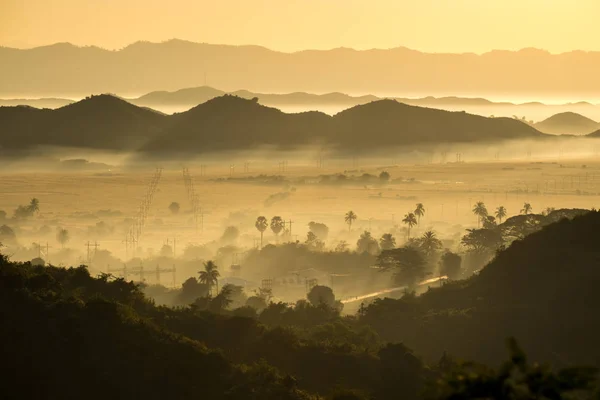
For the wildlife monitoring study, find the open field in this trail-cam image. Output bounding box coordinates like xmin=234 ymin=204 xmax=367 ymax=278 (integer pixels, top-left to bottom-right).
xmin=2 ymin=156 xmax=599 ymax=288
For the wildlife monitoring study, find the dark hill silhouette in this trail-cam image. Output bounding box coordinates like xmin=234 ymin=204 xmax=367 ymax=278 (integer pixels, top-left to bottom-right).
xmin=2 ymin=95 xmax=547 ymax=154
xmin=587 ymin=129 xmax=600 ymax=138
xmin=363 ymin=210 xmax=600 ymax=366
xmin=330 ymin=99 xmax=543 ymax=148
xmin=533 ymin=112 xmax=599 ymax=135
xmin=0 ymin=94 xmax=167 ymax=150
xmin=5 ymin=39 xmax=600 ymax=98
xmin=141 ymin=97 xmax=544 ymax=155
xmin=6 ymin=87 xmax=600 ymax=124
xmin=141 ymin=95 xmax=331 ymax=154
xmin=0 ymin=105 xmax=51 ymax=150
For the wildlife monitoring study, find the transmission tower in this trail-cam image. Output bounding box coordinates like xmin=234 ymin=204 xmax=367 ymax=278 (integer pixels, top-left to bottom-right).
xmin=182 ymin=167 xmax=202 ymax=232
xmin=127 ymin=167 xmax=162 ymax=254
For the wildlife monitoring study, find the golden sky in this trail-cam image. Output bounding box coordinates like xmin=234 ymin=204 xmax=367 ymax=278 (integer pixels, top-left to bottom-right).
xmin=1 ymin=0 xmax=599 ymax=53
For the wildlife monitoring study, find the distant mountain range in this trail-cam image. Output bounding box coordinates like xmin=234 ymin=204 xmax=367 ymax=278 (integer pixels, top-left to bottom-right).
xmin=0 ymin=94 xmax=544 ymax=156
xmin=3 ymin=40 xmax=600 ymax=98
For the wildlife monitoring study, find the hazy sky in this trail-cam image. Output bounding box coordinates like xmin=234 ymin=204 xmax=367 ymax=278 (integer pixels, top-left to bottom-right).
xmin=1 ymin=0 xmax=599 ymax=53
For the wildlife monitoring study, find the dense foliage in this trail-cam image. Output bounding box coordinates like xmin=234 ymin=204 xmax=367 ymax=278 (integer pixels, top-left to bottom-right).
xmin=2 ymin=209 xmax=599 ymax=399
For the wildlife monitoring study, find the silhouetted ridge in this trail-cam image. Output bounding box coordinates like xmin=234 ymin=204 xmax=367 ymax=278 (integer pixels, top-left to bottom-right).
xmin=143 ymin=95 xmax=331 ymax=153
xmin=331 ymin=99 xmax=542 ymax=147
xmin=0 ymin=94 xmax=167 ymax=150
xmin=6 ymin=40 xmax=600 ymax=97
xmin=587 ymin=129 xmax=600 ymax=138
xmin=2 ymin=94 xmax=548 ymax=154
xmin=534 ymin=111 xmax=599 ymax=135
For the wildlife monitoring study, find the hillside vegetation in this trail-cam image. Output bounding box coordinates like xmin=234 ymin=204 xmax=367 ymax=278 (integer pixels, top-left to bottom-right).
xmin=1 ymin=95 xmax=543 ymax=155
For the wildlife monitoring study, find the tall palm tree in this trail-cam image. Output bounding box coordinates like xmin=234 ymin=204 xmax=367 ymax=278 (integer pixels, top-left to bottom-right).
xmin=402 ymin=212 xmax=418 ymax=239
xmin=255 ymin=216 xmax=268 ymax=248
xmin=28 ymin=198 xmax=40 ymax=214
xmin=414 ymin=203 xmax=425 ymax=224
xmin=420 ymin=230 xmax=443 ymax=257
xmin=270 ymin=216 xmax=285 ymax=241
xmin=521 ymin=203 xmax=532 ymax=215
xmin=199 ymin=260 xmax=220 ymax=295
xmin=56 ymin=228 xmax=70 ymax=249
xmin=345 ymin=211 xmax=357 ymax=231
xmin=495 ymin=206 xmax=507 ymax=223
xmin=472 ymin=201 xmax=488 ymax=228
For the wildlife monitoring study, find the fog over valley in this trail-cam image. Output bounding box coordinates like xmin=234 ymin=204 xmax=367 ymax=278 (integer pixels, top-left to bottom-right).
xmin=3 ymin=2 xmax=600 ymax=399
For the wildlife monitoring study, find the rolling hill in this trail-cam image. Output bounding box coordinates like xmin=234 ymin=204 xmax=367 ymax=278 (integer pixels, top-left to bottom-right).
xmin=0 ymin=94 xmax=166 ymax=150
xmin=587 ymin=129 xmax=600 ymax=138
xmin=5 ymin=87 xmax=600 ymax=124
xmin=140 ymin=95 xmax=332 ymax=155
xmin=4 ymin=40 xmax=600 ymax=98
xmin=533 ymin=112 xmax=599 ymax=135
xmin=140 ymin=96 xmax=544 ymax=155
xmin=1 ymin=94 xmax=546 ymax=155
xmin=329 ymin=99 xmax=543 ymax=149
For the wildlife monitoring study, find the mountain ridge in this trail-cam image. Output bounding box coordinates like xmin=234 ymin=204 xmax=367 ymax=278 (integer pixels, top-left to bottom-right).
xmin=4 ymin=39 xmax=600 ymax=97
xmin=4 ymin=39 xmax=597 ymax=56
xmin=0 ymin=94 xmax=545 ymax=156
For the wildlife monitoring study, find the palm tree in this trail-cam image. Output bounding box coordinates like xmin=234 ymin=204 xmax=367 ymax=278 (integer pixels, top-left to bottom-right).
xmin=199 ymin=260 xmax=220 ymax=295
xmin=472 ymin=201 xmax=488 ymax=227
xmin=345 ymin=211 xmax=357 ymax=231
xmin=521 ymin=203 xmax=532 ymax=215
xmin=495 ymin=206 xmax=507 ymax=223
xmin=56 ymin=228 xmax=70 ymax=249
xmin=414 ymin=203 xmax=425 ymax=224
xmin=402 ymin=212 xmax=418 ymax=239
xmin=255 ymin=216 xmax=268 ymax=248
xmin=270 ymin=216 xmax=285 ymax=241
xmin=420 ymin=230 xmax=443 ymax=257
xmin=28 ymin=198 xmax=40 ymax=214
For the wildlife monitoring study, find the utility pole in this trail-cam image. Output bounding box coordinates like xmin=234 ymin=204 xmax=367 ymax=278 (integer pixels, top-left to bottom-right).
xmin=45 ymin=242 xmax=52 ymax=264
xmin=33 ymin=242 xmax=42 ymax=259
xmin=85 ymin=241 xmax=99 ymax=265
xmin=288 ymin=219 xmax=294 ymax=239
xmin=85 ymin=241 xmax=91 ymax=264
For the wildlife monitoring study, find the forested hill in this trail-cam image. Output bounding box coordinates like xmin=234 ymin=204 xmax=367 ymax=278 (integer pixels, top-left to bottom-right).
xmin=0 ymin=94 xmax=166 ymax=150
xmin=1 ymin=94 xmax=544 ymax=155
xmin=361 ymin=210 xmax=600 ymax=366
xmin=534 ymin=112 xmax=599 ymax=135
xmin=2 ymin=211 xmax=600 ymax=399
